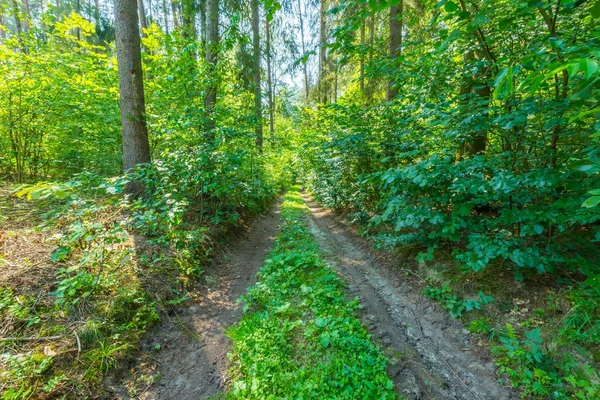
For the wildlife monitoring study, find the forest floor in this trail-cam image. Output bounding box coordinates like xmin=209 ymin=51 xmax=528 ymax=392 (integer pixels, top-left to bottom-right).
xmin=113 ymin=191 xmax=520 ymax=399
xmin=109 ymin=198 xmax=283 ymax=399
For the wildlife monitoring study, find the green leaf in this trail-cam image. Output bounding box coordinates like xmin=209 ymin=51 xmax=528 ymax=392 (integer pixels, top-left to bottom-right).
xmin=580 ymin=58 xmax=599 ymax=79
xmin=533 ymin=224 xmax=544 ymax=234
xmin=444 ymin=1 xmax=459 ymax=12
xmin=590 ymin=0 xmax=600 ymax=18
xmin=582 ymin=196 xmax=600 ymax=208
xmin=315 ymin=317 xmax=328 ymax=327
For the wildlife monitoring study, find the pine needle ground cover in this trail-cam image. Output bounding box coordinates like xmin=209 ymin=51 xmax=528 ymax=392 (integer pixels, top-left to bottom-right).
xmin=227 ymin=187 xmax=396 ymax=399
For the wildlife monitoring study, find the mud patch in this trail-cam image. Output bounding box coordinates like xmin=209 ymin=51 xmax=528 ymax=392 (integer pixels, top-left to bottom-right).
xmin=302 ymin=193 xmax=517 ymax=400
xmin=111 ymin=198 xmax=282 ymax=400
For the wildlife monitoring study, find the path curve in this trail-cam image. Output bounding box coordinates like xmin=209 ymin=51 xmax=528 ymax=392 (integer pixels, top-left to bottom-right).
xmin=302 ymin=193 xmax=517 ymax=400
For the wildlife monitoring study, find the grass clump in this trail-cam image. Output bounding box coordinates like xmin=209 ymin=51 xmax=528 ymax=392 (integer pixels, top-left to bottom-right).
xmin=227 ymin=187 xmax=396 ymax=399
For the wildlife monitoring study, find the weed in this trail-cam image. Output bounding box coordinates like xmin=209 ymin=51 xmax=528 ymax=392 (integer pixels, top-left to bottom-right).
xmin=422 ymin=285 xmax=494 ymax=318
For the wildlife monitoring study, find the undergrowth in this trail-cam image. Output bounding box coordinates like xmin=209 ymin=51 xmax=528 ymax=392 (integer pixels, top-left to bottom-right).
xmin=0 ymin=162 xmax=281 ymax=399
xmin=226 ymin=187 xmax=397 ymax=399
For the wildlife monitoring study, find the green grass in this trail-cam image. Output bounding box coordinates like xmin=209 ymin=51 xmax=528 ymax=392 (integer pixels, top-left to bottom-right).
xmin=226 ymin=187 xmax=397 ymax=399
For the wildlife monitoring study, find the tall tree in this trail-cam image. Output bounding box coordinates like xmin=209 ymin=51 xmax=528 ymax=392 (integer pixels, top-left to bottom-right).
xmin=182 ymin=0 xmax=196 ymax=40
xmin=138 ymin=0 xmax=148 ymax=33
xmin=199 ymin=0 xmax=206 ymax=45
xmin=251 ymin=0 xmax=262 ymax=151
xmin=11 ymin=0 xmax=25 ymax=49
xmin=359 ymin=16 xmax=365 ymax=95
xmin=296 ymin=0 xmax=309 ymax=103
xmin=265 ymin=13 xmax=274 ymax=144
xmin=94 ymin=0 xmax=101 ymax=29
xmin=204 ymin=0 xmax=218 ymax=141
xmin=0 ymin=9 xmax=6 ymax=41
xmin=387 ymin=1 xmax=402 ymax=101
xmin=162 ymin=0 xmax=169 ymax=33
xmin=319 ymin=0 xmax=327 ymax=103
xmin=113 ymin=0 xmax=151 ymax=193
xmin=171 ymin=0 xmax=179 ymax=28
xmin=22 ymin=0 xmax=31 ymax=32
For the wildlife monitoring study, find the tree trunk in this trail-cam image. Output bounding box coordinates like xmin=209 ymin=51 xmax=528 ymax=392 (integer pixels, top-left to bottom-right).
xmin=204 ymin=0 xmax=218 ymax=141
xmin=199 ymin=0 xmax=206 ymax=46
xmin=366 ymin=12 xmax=374 ymax=102
xmin=94 ymin=0 xmax=101 ymax=29
xmin=22 ymin=0 xmax=31 ymax=32
xmin=0 ymin=10 xmax=7 ymax=41
xmin=359 ymin=16 xmax=365 ymax=94
xmin=182 ymin=0 xmax=196 ymax=40
xmin=387 ymin=1 xmax=402 ymax=101
xmin=113 ymin=0 xmax=151 ymax=194
xmin=252 ymin=0 xmax=262 ymax=152
xmin=171 ymin=0 xmax=179 ymax=28
xmin=297 ymin=0 xmax=309 ymax=103
xmin=75 ymin=0 xmax=81 ymax=39
xmin=319 ymin=0 xmax=327 ymax=103
xmin=11 ymin=0 xmax=24 ymax=49
xmin=162 ymin=0 xmax=169 ymax=34
xmin=138 ymin=0 xmax=148 ymax=33
xmin=266 ymin=15 xmax=274 ymax=145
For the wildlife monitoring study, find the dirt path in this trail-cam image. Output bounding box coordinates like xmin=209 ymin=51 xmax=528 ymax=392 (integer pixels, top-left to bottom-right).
xmin=302 ymin=194 xmax=517 ymax=400
xmin=120 ymin=198 xmax=282 ymax=400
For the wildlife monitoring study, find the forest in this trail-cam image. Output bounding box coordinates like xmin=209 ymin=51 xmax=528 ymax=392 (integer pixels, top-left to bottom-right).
xmin=0 ymin=0 xmax=599 ymax=397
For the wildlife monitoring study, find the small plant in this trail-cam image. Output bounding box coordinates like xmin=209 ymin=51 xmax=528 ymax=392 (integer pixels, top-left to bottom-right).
xmin=467 ymin=318 xmax=492 ymax=334
xmin=422 ymin=285 xmax=494 ymax=318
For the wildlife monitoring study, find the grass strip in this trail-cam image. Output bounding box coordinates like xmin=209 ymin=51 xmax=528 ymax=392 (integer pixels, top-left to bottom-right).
xmin=226 ymin=187 xmax=396 ymax=399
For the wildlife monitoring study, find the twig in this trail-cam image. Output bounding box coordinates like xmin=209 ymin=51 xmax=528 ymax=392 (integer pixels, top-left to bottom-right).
xmin=0 ymin=335 xmax=62 ymax=342
xmin=399 ymin=268 xmax=427 ymax=284
xmin=74 ymin=331 xmax=81 ymax=357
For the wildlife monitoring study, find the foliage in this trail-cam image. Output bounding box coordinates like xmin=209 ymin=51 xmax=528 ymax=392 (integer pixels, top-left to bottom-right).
xmin=227 ymin=188 xmax=396 ymax=399
xmin=0 ymin=14 xmax=121 ymax=183
xmin=492 ymin=323 xmax=599 ymax=399
xmin=422 ymin=285 xmax=494 ymax=318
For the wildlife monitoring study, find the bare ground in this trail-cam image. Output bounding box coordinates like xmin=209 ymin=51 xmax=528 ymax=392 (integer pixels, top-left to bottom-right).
xmin=302 ymin=193 xmax=518 ymax=400
xmin=110 ymin=198 xmax=282 ymax=400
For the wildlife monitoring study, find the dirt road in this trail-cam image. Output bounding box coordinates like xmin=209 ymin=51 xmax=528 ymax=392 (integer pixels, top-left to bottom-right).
xmin=119 ymin=199 xmax=282 ymax=400
xmin=116 ymin=193 xmax=517 ymax=399
xmin=302 ymin=193 xmax=516 ymax=400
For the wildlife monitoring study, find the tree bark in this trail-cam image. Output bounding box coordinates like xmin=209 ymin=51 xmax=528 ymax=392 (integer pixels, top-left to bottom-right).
xmin=319 ymin=0 xmax=328 ymax=103
xmin=22 ymin=0 xmax=31 ymax=32
xmin=138 ymin=0 xmax=148 ymax=33
xmin=252 ymin=0 xmax=262 ymax=152
xmin=113 ymin=0 xmax=151 ymax=194
xmin=171 ymin=0 xmax=179 ymax=28
xmin=162 ymin=0 xmax=169 ymax=34
xmin=359 ymin=16 xmax=365 ymax=94
xmin=366 ymin=12 xmax=374 ymax=102
xmin=0 ymin=9 xmax=7 ymax=41
xmin=204 ymin=0 xmax=218 ymax=141
xmin=297 ymin=0 xmax=309 ymax=103
xmin=94 ymin=0 xmax=101 ymax=29
xmin=266 ymin=15 xmax=274 ymax=145
xmin=387 ymin=1 xmax=403 ymax=101
xmin=199 ymin=0 xmax=206 ymax=46
xmin=182 ymin=0 xmax=196 ymax=40
xmin=11 ymin=0 xmax=25 ymax=49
